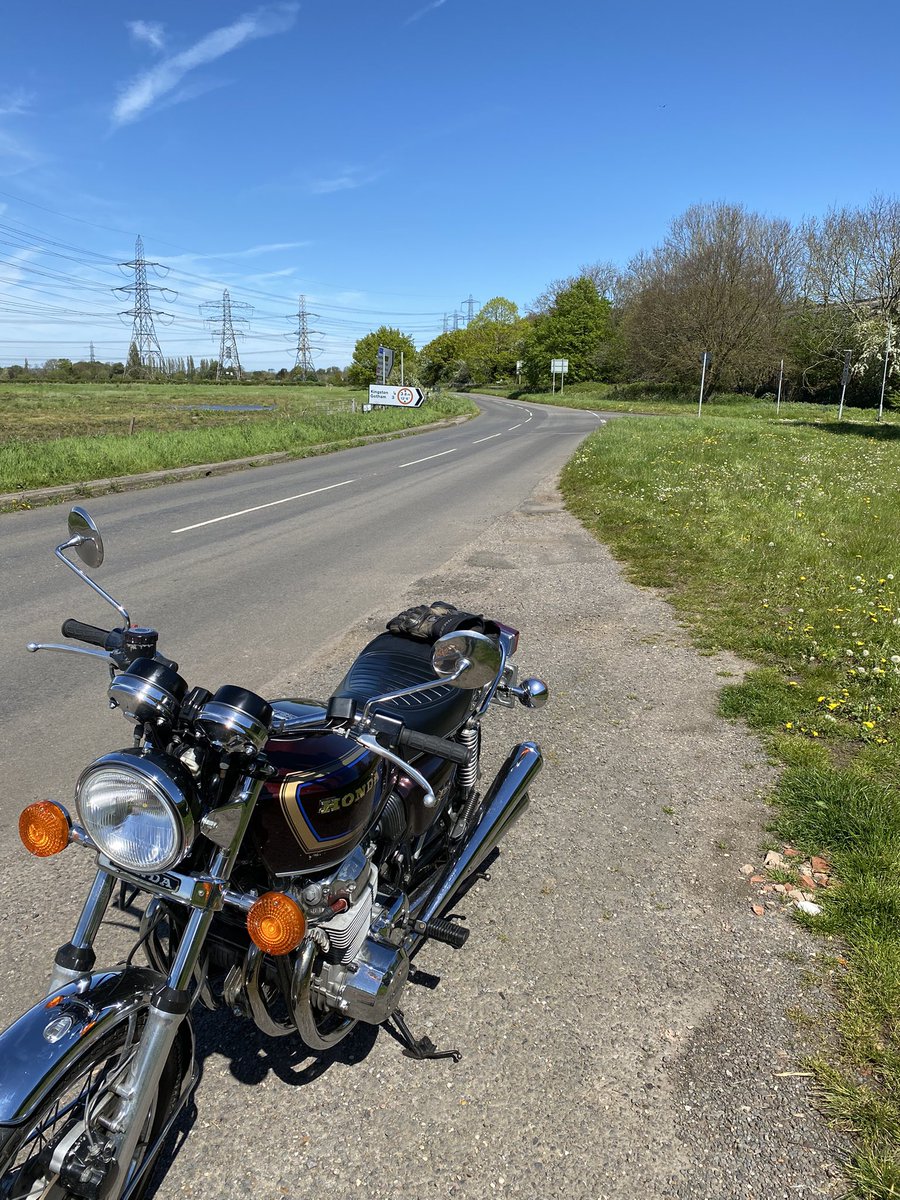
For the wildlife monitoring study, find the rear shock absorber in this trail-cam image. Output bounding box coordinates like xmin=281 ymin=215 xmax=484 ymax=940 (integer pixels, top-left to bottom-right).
xmin=451 ymin=722 xmax=481 ymax=839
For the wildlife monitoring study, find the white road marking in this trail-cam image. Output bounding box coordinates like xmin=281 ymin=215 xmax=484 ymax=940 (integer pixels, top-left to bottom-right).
xmin=524 ymin=413 xmax=533 ymax=422
xmin=472 ymin=433 xmax=502 ymax=444
xmin=508 ymin=423 xmax=522 ymax=431
xmin=171 ymin=479 xmax=357 ymax=533
xmin=397 ymin=448 xmax=457 ymax=469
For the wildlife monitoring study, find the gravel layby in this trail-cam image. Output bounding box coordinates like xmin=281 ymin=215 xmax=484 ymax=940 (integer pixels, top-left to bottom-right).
xmin=0 ymin=475 xmax=844 ymax=1199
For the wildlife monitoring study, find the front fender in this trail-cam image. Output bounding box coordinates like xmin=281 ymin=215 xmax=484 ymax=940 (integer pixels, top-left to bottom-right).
xmin=0 ymin=965 xmax=188 ymax=1127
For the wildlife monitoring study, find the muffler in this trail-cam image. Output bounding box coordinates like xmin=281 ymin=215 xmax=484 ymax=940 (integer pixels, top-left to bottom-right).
xmin=408 ymin=741 xmax=542 ymax=947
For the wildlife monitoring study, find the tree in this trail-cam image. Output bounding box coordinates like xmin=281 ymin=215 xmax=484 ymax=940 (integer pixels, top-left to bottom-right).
xmin=800 ymin=195 xmax=900 ymax=394
xmin=529 ymin=261 xmax=621 ymax=314
xmin=521 ymin=277 xmax=614 ymax=388
xmin=419 ymin=330 xmax=469 ymax=387
xmin=347 ymin=326 xmax=418 ymax=386
xmin=620 ymin=203 xmax=796 ymax=395
xmin=464 ymin=297 xmax=526 ymax=383
xmin=125 ymin=341 xmax=142 ymax=379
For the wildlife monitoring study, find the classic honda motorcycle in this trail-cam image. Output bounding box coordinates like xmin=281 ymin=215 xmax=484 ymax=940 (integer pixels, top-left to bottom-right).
xmin=1 ymin=506 xmax=548 ymax=1199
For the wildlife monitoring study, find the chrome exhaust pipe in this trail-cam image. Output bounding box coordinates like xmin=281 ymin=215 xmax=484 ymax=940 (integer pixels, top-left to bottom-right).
xmin=408 ymin=741 xmax=542 ymax=944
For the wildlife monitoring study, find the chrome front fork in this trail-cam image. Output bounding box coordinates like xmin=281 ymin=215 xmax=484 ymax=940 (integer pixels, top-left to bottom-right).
xmin=47 ymin=773 xmax=265 ymax=1195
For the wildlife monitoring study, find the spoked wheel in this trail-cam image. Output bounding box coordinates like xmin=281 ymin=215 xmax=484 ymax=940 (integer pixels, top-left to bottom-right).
xmin=0 ymin=1025 xmax=182 ymax=1200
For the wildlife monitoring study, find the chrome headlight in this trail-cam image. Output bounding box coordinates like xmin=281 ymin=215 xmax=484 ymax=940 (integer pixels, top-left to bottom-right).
xmin=75 ymin=750 xmax=196 ymax=873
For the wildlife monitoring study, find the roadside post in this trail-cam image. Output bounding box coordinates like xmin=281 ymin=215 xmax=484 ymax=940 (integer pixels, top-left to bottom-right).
xmin=698 ymin=351 xmax=711 ymax=416
xmin=878 ymin=325 xmax=892 ymax=422
xmin=776 ymin=358 xmax=784 ymax=415
xmin=550 ymin=358 xmax=568 ymax=396
xmin=516 ymin=360 xmax=523 ymax=387
xmin=838 ymin=350 xmax=851 ymax=420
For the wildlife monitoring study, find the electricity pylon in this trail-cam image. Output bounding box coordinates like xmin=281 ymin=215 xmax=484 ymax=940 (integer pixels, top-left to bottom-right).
xmin=290 ymin=295 xmax=320 ymax=380
xmin=114 ymin=236 xmax=175 ymax=377
xmin=460 ymin=294 xmax=479 ymax=325
xmin=200 ymin=289 xmax=252 ymax=381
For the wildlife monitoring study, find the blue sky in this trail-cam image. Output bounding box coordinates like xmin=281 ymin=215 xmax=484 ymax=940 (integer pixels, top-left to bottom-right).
xmin=0 ymin=0 xmax=897 ymax=368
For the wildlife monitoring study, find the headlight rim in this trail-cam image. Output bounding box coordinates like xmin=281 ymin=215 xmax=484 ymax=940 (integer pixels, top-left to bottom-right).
xmin=75 ymin=749 xmax=198 ymax=873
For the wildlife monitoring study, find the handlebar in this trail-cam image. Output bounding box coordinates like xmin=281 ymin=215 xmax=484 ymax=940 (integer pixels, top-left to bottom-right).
xmin=396 ymin=726 xmax=469 ymax=765
xmin=61 ymin=619 xmax=122 ymax=652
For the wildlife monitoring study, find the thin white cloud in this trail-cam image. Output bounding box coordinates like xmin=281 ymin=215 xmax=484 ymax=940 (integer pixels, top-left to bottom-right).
xmin=128 ymin=20 xmax=166 ymax=52
xmin=166 ymin=241 xmax=310 ymax=267
xmin=113 ymin=4 xmax=299 ymax=126
xmin=308 ymin=168 xmax=381 ymax=195
xmin=0 ymin=90 xmax=33 ymax=118
xmin=403 ymin=0 xmax=448 ymax=26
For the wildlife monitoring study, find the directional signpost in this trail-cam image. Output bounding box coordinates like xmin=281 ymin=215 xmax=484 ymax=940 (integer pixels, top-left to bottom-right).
xmin=377 ymin=345 xmax=395 ymax=385
xmin=550 ymin=358 xmax=569 ymax=395
xmin=368 ymin=385 xmax=425 ymax=408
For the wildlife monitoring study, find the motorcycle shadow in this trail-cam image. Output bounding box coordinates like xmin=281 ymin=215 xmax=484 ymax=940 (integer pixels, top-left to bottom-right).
xmin=144 ymin=1006 xmax=380 ymax=1198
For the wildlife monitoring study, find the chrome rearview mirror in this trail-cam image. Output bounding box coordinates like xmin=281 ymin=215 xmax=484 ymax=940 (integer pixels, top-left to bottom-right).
xmin=67 ymin=506 xmax=104 ymax=569
xmin=432 ymin=631 xmax=503 ymax=690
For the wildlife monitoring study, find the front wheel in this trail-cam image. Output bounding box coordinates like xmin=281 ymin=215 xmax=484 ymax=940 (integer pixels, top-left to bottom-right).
xmin=0 ymin=1023 xmax=183 ymax=1200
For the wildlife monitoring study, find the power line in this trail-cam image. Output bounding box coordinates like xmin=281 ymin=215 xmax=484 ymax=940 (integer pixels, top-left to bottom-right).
xmin=460 ymin=294 xmax=479 ymax=325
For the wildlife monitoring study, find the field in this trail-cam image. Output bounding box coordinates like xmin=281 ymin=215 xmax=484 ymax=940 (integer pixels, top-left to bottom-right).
xmin=0 ymin=382 xmax=476 ymax=494
xmin=561 ymin=406 xmax=900 ymax=1196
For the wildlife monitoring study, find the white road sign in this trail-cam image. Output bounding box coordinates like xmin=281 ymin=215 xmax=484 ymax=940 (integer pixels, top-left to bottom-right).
xmin=368 ymin=385 xmax=425 ymax=408
xmin=550 ymin=358 xmax=569 ymax=373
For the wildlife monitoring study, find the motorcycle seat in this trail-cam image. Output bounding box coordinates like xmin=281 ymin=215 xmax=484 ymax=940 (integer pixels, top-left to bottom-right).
xmin=331 ymin=632 xmax=474 ymax=738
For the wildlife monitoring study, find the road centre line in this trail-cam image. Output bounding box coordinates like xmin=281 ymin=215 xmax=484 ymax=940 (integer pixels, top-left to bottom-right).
xmin=397 ymin=448 xmax=457 ymax=469
xmin=508 ymin=423 xmax=522 ymax=431
xmin=171 ymin=479 xmax=357 ymax=533
xmin=472 ymin=433 xmax=502 ymax=444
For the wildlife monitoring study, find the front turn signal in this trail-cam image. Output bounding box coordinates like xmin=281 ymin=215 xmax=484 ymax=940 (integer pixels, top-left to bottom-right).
xmin=19 ymin=802 xmax=71 ymax=857
xmin=247 ymin=892 xmax=306 ymax=956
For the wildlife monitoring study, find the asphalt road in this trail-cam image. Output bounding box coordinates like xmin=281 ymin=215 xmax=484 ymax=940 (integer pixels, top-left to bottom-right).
xmin=0 ymin=394 xmax=842 ymax=1199
xmin=0 ymin=393 xmax=599 ymax=805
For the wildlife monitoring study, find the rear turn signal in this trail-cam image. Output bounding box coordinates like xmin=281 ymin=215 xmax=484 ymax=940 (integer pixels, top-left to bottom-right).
xmin=19 ymin=802 xmax=71 ymax=857
xmin=247 ymin=892 xmax=306 ymax=956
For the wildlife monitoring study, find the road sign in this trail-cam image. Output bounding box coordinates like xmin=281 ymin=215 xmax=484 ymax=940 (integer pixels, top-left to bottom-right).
xmin=377 ymin=345 xmax=395 ymax=384
xmin=550 ymin=358 xmax=569 ymax=373
xmin=368 ymin=385 xmax=425 ymax=408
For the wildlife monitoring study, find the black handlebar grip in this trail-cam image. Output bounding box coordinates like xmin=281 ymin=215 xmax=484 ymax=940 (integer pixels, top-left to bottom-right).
xmin=61 ymin=619 xmax=119 ymax=650
xmin=397 ymin=727 xmax=469 ymax=765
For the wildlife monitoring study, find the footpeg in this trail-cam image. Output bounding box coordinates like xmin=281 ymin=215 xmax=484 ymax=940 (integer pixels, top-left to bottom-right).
xmin=422 ymin=917 xmax=469 ymax=949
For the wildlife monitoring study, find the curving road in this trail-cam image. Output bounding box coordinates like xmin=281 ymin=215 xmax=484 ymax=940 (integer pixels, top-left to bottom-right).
xmin=0 ymin=394 xmax=600 ymax=807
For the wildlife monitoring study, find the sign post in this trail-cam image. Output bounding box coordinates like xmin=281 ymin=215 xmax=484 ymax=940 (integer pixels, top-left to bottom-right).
xmin=776 ymin=358 xmax=784 ymax=415
xmin=550 ymin=358 xmax=569 ymax=395
xmin=377 ymin=345 xmax=395 ymax=385
xmin=698 ymin=351 xmax=711 ymax=416
xmin=878 ymin=325 xmax=892 ymax=422
xmin=838 ymin=350 xmax=851 ymax=420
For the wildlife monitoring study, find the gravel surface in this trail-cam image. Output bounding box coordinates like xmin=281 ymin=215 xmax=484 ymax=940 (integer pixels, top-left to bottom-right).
xmin=1 ymin=470 xmax=845 ymax=1199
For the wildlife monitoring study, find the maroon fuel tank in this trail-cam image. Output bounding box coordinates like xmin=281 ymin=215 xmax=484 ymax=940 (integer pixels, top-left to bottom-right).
xmin=249 ymin=700 xmax=386 ymax=876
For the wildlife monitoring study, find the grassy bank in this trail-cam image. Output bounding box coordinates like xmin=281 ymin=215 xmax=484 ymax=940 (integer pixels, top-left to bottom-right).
xmin=0 ymin=384 xmax=475 ymax=493
xmin=562 ymin=412 xmax=900 ymax=1196
xmin=505 ymin=380 xmax=899 ymax=424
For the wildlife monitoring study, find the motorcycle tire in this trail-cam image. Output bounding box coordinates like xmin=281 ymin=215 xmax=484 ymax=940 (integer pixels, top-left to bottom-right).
xmin=0 ymin=1021 xmax=184 ymax=1200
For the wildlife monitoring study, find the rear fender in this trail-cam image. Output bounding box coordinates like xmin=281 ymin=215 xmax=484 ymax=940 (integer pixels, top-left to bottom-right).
xmin=0 ymin=965 xmax=194 ymax=1127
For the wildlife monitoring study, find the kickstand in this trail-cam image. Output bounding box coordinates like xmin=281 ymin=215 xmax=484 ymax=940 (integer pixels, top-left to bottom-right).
xmin=387 ymin=1008 xmax=461 ymax=1063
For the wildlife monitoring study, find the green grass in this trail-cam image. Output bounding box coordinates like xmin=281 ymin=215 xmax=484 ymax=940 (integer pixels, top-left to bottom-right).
xmin=507 ymin=379 xmax=900 ymax=424
xmin=0 ymin=383 xmax=476 ymax=493
xmin=561 ymin=407 xmax=900 ymax=1195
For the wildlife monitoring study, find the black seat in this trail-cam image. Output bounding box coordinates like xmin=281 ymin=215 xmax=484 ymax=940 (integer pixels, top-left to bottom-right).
xmin=331 ymin=633 xmax=474 ymax=737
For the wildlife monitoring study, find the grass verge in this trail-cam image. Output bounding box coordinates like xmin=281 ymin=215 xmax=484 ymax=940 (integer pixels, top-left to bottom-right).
xmin=561 ymin=409 xmax=900 ymax=1196
xmin=504 ymin=380 xmax=900 ymax=424
xmin=0 ymin=388 xmax=475 ymax=493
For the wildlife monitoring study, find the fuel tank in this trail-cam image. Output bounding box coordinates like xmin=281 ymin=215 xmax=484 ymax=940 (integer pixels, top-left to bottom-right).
xmin=250 ymin=700 xmax=385 ymax=876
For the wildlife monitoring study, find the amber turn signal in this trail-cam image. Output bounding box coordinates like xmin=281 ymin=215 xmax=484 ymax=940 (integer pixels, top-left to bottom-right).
xmin=19 ymin=802 xmax=71 ymax=858
xmin=247 ymin=892 xmax=306 ymax=956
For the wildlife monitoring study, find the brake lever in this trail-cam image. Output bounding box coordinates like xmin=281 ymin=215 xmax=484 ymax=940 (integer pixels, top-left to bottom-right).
xmin=26 ymin=642 xmax=111 ymax=661
xmin=354 ymin=732 xmax=437 ymax=809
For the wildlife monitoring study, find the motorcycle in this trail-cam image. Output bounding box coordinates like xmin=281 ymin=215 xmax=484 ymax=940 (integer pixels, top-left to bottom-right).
xmin=0 ymin=506 xmax=548 ymax=1199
